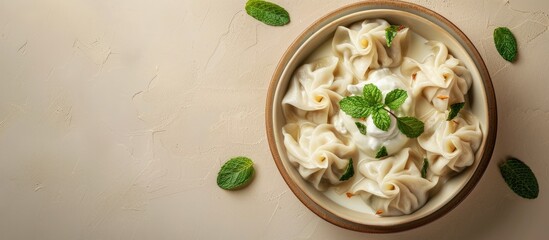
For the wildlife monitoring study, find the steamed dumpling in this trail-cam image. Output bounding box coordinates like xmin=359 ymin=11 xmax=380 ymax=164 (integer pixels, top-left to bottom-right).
xmin=418 ymin=111 xmax=482 ymax=176
xmin=401 ymin=42 xmax=472 ymax=112
xmin=333 ymin=19 xmax=409 ymax=80
xmin=282 ymin=123 xmax=358 ymax=191
xmin=282 ymin=56 xmax=345 ymax=124
xmin=350 ymin=148 xmax=437 ymax=216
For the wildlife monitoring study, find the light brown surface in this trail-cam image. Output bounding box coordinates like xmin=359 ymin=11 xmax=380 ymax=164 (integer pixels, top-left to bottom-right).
xmin=0 ymin=0 xmax=547 ymax=239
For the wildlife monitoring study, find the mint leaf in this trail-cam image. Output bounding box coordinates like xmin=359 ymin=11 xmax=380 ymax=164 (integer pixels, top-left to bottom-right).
xmin=217 ymin=156 xmax=255 ymax=190
xmin=372 ymin=108 xmax=391 ymax=131
xmin=447 ymin=102 xmax=465 ymax=121
xmin=385 ymin=25 xmax=400 ymax=47
xmin=362 ymin=84 xmax=383 ymax=106
xmin=385 ymin=89 xmax=407 ymax=110
xmin=355 ymin=122 xmax=367 ymax=135
xmin=421 ymin=158 xmax=428 ymax=178
xmin=499 ymin=158 xmax=539 ymax=199
xmin=339 ymin=96 xmax=373 ymax=118
xmin=494 ymin=27 xmax=517 ymax=62
xmin=339 ymin=159 xmax=354 ymax=181
xmin=375 ymin=146 xmax=388 ymax=159
xmin=245 ymin=0 xmax=290 ymax=26
xmin=396 ymin=117 xmax=424 ymax=138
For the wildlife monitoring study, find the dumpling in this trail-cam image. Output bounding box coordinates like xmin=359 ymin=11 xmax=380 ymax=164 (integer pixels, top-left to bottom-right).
xmin=333 ymin=19 xmax=409 ymax=80
xmin=282 ymin=123 xmax=358 ymax=191
xmin=418 ymin=111 xmax=482 ymax=176
xmin=350 ymin=148 xmax=437 ymax=216
xmin=401 ymin=41 xmax=472 ymax=112
xmin=282 ymin=56 xmax=345 ymax=124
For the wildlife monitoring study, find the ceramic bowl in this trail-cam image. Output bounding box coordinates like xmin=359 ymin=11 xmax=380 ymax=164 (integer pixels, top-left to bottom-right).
xmin=265 ymin=0 xmax=497 ymax=233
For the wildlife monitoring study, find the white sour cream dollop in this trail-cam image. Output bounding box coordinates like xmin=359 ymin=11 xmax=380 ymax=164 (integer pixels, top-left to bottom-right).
xmin=339 ymin=69 xmax=413 ymax=156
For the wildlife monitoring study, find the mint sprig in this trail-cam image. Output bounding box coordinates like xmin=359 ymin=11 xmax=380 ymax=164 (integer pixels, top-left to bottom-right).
xmin=494 ymin=27 xmax=517 ymax=62
xmin=339 ymin=84 xmax=424 ymax=138
xmin=245 ymin=0 xmax=290 ymax=26
xmin=217 ymin=156 xmax=255 ymax=190
xmin=500 ymin=157 xmax=539 ymax=199
xmin=339 ymin=159 xmax=354 ymax=181
xmin=447 ymin=102 xmax=465 ymax=121
xmin=375 ymin=146 xmax=388 ymax=159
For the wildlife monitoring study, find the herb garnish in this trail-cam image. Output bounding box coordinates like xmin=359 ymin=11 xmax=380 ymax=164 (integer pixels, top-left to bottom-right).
xmin=375 ymin=146 xmax=388 ymax=159
xmin=339 ymin=84 xmax=424 ymax=138
xmin=339 ymin=159 xmax=354 ymax=181
xmin=500 ymin=157 xmax=539 ymax=199
xmin=385 ymin=25 xmax=404 ymax=47
xmin=355 ymin=122 xmax=367 ymax=135
xmin=245 ymin=0 xmax=290 ymax=26
xmin=447 ymin=102 xmax=465 ymax=121
xmin=217 ymin=156 xmax=255 ymax=190
xmin=421 ymin=158 xmax=429 ymax=178
xmin=494 ymin=27 xmax=517 ymax=62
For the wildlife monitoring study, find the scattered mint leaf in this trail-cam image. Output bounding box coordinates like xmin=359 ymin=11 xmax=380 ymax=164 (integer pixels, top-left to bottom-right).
xmin=375 ymin=146 xmax=388 ymax=159
xmin=499 ymin=157 xmax=539 ymax=199
xmin=384 ymin=89 xmax=407 ymax=110
xmin=339 ymin=158 xmax=354 ymax=181
xmin=396 ymin=117 xmax=424 ymax=138
xmin=217 ymin=156 xmax=255 ymax=190
xmin=355 ymin=122 xmax=367 ymax=135
xmin=494 ymin=27 xmax=517 ymax=62
xmin=385 ymin=25 xmax=401 ymax=47
xmin=373 ymin=108 xmax=391 ymax=131
xmin=245 ymin=0 xmax=290 ymax=26
xmin=447 ymin=102 xmax=465 ymax=121
xmin=421 ymin=158 xmax=429 ymax=178
xmin=362 ymin=83 xmax=383 ymax=106
xmin=339 ymin=96 xmax=372 ymax=118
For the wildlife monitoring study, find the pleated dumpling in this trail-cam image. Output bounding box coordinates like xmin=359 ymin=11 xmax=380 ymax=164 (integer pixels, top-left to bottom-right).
xmin=401 ymin=42 xmax=472 ymax=112
xmin=282 ymin=123 xmax=358 ymax=191
xmin=282 ymin=56 xmax=350 ymax=124
xmin=418 ymin=111 xmax=482 ymax=176
xmin=350 ymin=148 xmax=437 ymax=216
xmin=333 ymin=19 xmax=409 ymax=80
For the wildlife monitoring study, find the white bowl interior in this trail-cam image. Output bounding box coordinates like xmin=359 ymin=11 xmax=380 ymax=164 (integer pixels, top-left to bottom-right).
xmin=270 ymin=9 xmax=489 ymax=226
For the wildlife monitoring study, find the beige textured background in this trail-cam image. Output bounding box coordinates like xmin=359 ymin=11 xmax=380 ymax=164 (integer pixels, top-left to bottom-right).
xmin=0 ymin=0 xmax=547 ymax=239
